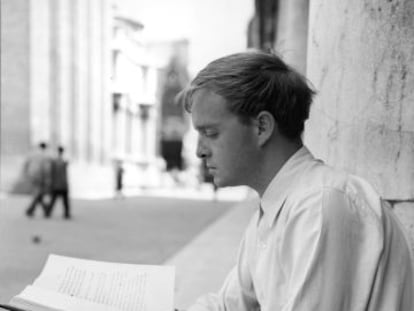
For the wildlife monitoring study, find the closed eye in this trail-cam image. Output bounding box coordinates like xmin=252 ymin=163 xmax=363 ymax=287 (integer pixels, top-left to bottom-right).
xmin=204 ymin=129 xmax=218 ymax=138
xmin=196 ymin=126 xmax=218 ymax=137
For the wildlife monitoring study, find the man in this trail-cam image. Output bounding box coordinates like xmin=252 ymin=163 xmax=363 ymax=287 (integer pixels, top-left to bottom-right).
xmin=114 ymin=160 xmax=124 ymax=199
xmin=46 ymin=146 xmax=71 ymax=219
xmin=25 ymin=142 xmax=51 ymax=217
xmin=182 ymin=51 xmax=413 ymax=310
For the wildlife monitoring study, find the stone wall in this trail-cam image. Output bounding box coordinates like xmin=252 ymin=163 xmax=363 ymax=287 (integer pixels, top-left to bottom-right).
xmin=305 ymin=0 xmax=414 ymax=249
xmin=0 ymin=0 xmax=32 ymax=191
xmin=275 ymin=0 xmax=309 ymax=74
xmin=306 ymin=0 xmax=414 ymax=200
xmin=0 ymin=0 xmax=31 ymax=156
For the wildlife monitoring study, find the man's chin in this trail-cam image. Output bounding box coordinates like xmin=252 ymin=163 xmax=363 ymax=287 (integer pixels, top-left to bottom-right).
xmin=214 ymin=176 xmax=246 ymax=188
xmin=213 ymin=177 xmax=232 ymax=188
xmin=213 ymin=177 xmax=223 ymax=188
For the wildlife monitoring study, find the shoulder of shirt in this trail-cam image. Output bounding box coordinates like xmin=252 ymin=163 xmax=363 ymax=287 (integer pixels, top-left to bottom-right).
xmin=284 ymin=162 xmax=382 ymax=220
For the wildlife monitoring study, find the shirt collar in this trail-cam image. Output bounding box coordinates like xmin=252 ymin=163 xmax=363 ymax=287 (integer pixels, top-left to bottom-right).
xmin=259 ymin=146 xmax=318 ymax=228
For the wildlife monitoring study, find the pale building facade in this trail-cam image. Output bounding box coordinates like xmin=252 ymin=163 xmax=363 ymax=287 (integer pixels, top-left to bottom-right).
xmin=1 ymin=0 xmax=164 ymax=197
xmin=110 ymin=14 xmax=164 ymax=190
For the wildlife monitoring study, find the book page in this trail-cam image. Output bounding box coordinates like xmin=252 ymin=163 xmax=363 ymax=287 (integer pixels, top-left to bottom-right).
xmin=10 ymin=285 xmax=119 ymax=311
xmin=27 ymin=254 xmax=175 ymax=311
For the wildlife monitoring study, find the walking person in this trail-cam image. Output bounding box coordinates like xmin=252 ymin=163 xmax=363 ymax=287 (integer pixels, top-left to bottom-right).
xmin=25 ymin=142 xmax=51 ymax=217
xmin=47 ymin=146 xmax=71 ymax=219
xmin=114 ymin=161 xmax=124 ymax=199
xmin=181 ymin=51 xmax=413 ymax=311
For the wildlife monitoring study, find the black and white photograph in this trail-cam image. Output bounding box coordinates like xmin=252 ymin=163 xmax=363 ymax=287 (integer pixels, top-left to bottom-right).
xmin=1 ymin=0 xmax=413 ymax=310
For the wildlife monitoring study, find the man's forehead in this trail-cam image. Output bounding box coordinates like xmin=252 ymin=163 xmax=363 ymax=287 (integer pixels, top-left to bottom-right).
xmin=192 ymin=88 xmax=225 ymax=103
xmin=191 ymin=89 xmax=229 ymax=113
xmin=191 ymin=89 xmax=232 ymax=126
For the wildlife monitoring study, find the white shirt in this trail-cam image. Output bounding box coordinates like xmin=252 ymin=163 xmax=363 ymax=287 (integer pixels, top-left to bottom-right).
xmin=188 ymin=146 xmax=414 ymax=311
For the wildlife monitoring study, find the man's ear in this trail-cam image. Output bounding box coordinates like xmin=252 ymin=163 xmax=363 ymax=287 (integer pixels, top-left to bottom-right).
xmin=255 ymin=111 xmax=275 ymax=147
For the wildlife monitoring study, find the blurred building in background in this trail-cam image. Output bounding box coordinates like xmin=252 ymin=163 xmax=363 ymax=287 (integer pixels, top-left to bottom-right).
xmin=3 ymin=0 xmax=411 ymax=216
xmin=0 ymin=0 xmax=191 ymax=197
xmin=110 ymin=11 xmax=163 ymax=191
xmin=2 ymin=0 xmax=113 ymax=196
xmin=249 ymin=0 xmax=414 ymax=242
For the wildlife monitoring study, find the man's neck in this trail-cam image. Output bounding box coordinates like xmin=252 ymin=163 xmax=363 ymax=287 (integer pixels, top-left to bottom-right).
xmin=254 ymin=139 xmax=303 ymax=197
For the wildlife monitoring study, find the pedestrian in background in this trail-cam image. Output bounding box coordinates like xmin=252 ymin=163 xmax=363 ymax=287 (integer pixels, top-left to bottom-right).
xmin=181 ymin=51 xmax=413 ymax=310
xmin=114 ymin=160 xmax=124 ymax=198
xmin=25 ymin=142 xmax=51 ymax=218
xmin=47 ymin=146 xmax=71 ymax=219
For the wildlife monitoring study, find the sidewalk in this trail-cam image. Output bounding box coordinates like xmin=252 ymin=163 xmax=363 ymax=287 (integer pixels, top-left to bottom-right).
xmin=0 ymin=194 xmax=239 ymax=302
xmin=166 ymin=199 xmax=257 ymax=309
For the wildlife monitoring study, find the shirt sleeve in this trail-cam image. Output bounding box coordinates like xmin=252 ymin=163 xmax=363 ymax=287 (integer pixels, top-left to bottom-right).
xmin=279 ymin=188 xmax=383 ymax=311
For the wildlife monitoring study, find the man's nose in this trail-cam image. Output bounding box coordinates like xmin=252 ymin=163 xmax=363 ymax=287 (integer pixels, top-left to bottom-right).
xmin=196 ymin=137 xmax=209 ymax=159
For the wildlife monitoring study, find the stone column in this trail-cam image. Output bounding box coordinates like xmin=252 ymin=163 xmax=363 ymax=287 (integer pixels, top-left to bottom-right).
xmin=56 ymin=0 xmax=72 ymax=150
xmin=30 ymin=0 xmax=51 ymax=144
xmin=275 ymin=0 xmax=309 ymax=74
xmin=0 ymin=0 xmax=31 ymax=190
xmin=89 ymin=0 xmax=102 ymax=163
xmin=48 ymin=0 xmax=59 ymax=146
xmin=69 ymin=0 xmax=79 ymax=159
xmin=74 ymin=0 xmax=89 ymax=162
xmin=305 ymin=0 xmax=414 ymax=247
xmin=306 ymin=0 xmax=414 ymax=199
xmin=100 ymin=0 xmax=113 ymax=164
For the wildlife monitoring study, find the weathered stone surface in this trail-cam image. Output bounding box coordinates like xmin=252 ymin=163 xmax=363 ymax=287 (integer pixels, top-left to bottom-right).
xmin=306 ymin=0 xmax=414 ymax=199
xmin=0 ymin=0 xmax=31 ymax=156
xmin=276 ymin=0 xmax=309 ymax=74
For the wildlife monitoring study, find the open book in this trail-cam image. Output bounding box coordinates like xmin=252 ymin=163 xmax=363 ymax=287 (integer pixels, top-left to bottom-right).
xmin=8 ymin=254 xmax=175 ymax=311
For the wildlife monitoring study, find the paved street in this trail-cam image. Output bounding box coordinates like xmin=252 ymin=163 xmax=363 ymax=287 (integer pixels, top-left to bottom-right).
xmin=0 ymin=193 xmax=238 ymax=303
xmin=1 ymin=193 xmax=412 ymax=308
